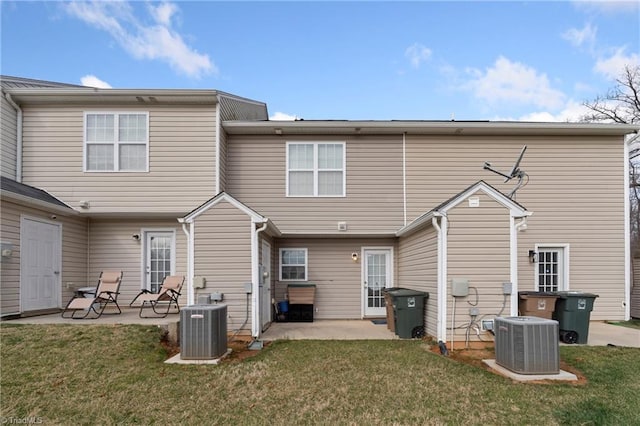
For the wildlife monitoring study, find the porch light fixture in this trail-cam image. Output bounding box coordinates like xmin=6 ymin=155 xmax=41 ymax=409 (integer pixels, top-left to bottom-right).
xmin=132 ymin=234 xmax=141 ymax=241
xmin=351 ymin=252 xmax=359 ymax=262
xmin=528 ymin=250 xmax=538 ymax=263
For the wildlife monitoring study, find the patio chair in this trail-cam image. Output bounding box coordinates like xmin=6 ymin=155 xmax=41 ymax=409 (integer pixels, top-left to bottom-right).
xmin=129 ymin=275 xmax=185 ymax=318
xmin=61 ymin=271 xmax=123 ymax=319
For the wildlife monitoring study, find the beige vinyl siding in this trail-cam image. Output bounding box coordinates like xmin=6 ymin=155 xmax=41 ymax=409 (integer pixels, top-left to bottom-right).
xmin=1 ymin=96 xmax=18 ymax=179
xmin=0 ymin=199 xmax=87 ymax=315
xmin=192 ymin=200 xmax=253 ymax=335
xmin=226 ymin=135 xmax=404 ymax=234
xmin=446 ymin=193 xmax=511 ymax=342
xmin=406 ymin=136 xmax=626 ymax=321
xmin=21 ymin=105 xmax=217 ymax=213
xmin=398 ymin=226 xmax=438 ymax=339
xmin=87 ymin=219 xmax=187 ymax=305
xmin=274 ymin=238 xmax=397 ymax=319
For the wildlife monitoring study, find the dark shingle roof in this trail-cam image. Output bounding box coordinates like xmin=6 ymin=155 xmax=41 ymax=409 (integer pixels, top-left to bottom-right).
xmin=0 ymin=75 xmax=84 ymax=89
xmin=1 ymin=176 xmax=72 ymax=209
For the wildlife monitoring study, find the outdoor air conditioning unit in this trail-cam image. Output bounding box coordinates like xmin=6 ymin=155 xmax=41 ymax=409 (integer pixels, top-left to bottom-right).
xmin=180 ymin=304 xmax=227 ymax=360
xmin=494 ymin=316 xmax=559 ymax=375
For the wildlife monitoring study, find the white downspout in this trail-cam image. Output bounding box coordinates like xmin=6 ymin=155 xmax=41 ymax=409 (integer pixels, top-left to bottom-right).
xmin=511 ymin=216 xmax=528 ymax=316
xmin=4 ymin=92 xmax=23 ymax=182
xmin=433 ymin=214 xmax=448 ymax=343
xmin=215 ymin=102 xmax=221 ymax=194
xmin=251 ymin=221 xmax=269 ymax=338
xmin=180 ymin=221 xmax=195 ymax=306
xmin=403 ymin=132 xmax=407 ymax=226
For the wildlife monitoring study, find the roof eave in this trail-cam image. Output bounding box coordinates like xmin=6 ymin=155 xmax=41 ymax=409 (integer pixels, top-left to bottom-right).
xmin=223 ymin=120 xmax=640 ymax=137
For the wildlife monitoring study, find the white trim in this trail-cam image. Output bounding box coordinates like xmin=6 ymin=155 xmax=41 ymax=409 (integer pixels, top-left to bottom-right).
xmin=141 ymin=228 xmax=176 ymax=292
xmin=509 ymin=216 xmax=519 ymax=316
xmin=361 ymin=246 xmax=394 ymax=318
xmin=534 ymin=244 xmax=570 ymax=292
xmin=83 ymin=111 xmax=149 ymax=173
xmin=396 ymin=181 xmax=530 ymax=238
xmin=180 ymin=222 xmax=193 ymax=306
xmin=285 ymin=141 xmax=346 ymax=197
xmin=215 ymin=104 xmax=221 ymax=194
xmin=181 ymin=192 xmax=267 ymax=224
xmin=188 ymin=222 xmax=195 ymax=305
xmin=624 ymin=139 xmax=631 ymax=320
xmin=402 ymin=132 xmax=407 ymax=226
xmin=252 ymin=221 xmax=269 ymax=338
xmin=279 ymin=248 xmax=308 ymax=281
xmin=19 ymin=215 xmax=62 ymax=312
xmin=439 ymin=216 xmax=448 ymax=342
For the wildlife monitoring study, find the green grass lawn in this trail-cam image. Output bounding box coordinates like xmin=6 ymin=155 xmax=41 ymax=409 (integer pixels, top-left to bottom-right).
xmin=1 ymin=324 xmax=639 ymax=425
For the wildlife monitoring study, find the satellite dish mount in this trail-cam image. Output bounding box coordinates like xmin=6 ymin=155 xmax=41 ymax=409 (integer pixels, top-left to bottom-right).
xmin=483 ymin=145 xmax=528 ymax=199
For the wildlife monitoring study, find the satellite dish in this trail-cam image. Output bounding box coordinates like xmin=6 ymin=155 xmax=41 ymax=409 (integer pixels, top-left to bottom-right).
xmin=483 ymin=145 xmax=529 ymax=199
xmin=507 ymin=145 xmax=527 ymax=182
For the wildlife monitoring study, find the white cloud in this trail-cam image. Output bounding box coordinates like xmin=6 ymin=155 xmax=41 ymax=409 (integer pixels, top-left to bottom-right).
xmin=517 ymin=100 xmax=592 ymax=122
xmin=80 ymin=74 xmax=112 ymax=88
xmin=270 ymin=112 xmax=298 ymax=121
xmin=594 ymin=47 xmax=640 ymax=80
xmin=64 ymin=1 xmax=215 ymax=78
xmin=465 ymin=56 xmax=566 ymax=110
xmin=405 ymin=43 xmax=432 ymax=68
xmin=562 ymin=23 xmax=597 ymax=48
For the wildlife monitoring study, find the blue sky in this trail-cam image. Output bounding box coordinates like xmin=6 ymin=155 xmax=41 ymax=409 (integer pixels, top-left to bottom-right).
xmin=2 ymin=1 xmax=639 ymax=121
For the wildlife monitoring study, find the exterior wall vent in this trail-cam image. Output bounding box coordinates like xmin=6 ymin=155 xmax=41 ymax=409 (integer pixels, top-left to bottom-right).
xmin=180 ymin=304 xmax=227 ymax=360
xmin=338 ymin=222 xmax=347 ymax=231
xmin=494 ymin=316 xmax=559 ymax=374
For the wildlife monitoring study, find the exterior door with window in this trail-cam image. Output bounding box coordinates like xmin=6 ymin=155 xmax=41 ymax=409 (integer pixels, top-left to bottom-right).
xmin=536 ymin=247 xmax=566 ymax=292
xmin=363 ymin=248 xmax=393 ymax=317
xmin=145 ymin=231 xmax=175 ymax=293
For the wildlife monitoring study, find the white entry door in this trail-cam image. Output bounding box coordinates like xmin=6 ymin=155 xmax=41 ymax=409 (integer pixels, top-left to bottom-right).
xmin=21 ymin=217 xmax=61 ymax=312
xmin=363 ymin=248 xmax=393 ymax=317
xmin=145 ymin=231 xmax=175 ymax=293
xmin=260 ymin=240 xmax=272 ymax=331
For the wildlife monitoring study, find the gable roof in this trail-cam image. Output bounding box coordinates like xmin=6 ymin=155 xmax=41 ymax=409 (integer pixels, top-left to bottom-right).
xmin=179 ymin=192 xmax=281 ymax=235
xmin=396 ymin=180 xmax=530 ymax=237
xmin=1 ymin=176 xmax=76 ymax=214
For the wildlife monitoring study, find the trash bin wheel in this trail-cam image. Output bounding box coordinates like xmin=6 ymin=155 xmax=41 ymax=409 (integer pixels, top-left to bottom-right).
xmin=560 ymin=330 xmax=578 ymax=344
xmin=411 ymin=326 xmax=425 ymax=339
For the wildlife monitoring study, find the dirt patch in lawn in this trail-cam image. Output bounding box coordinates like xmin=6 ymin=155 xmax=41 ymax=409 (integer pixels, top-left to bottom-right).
xmin=160 ymin=333 xmax=267 ymax=364
xmin=428 ymin=342 xmax=587 ymax=385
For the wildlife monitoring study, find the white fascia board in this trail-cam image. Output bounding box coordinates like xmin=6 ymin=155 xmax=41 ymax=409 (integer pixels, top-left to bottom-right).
xmin=438 ymin=181 xmax=529 ymax=217
xmin=396 ymin=211 xmax=435 ymax=237
xmin=181 ymin=193 xmax=265 ymax=224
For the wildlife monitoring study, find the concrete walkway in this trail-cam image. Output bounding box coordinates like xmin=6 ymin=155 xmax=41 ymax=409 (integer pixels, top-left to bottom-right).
xmin=3 ymin=312 xmax=638 ymax=347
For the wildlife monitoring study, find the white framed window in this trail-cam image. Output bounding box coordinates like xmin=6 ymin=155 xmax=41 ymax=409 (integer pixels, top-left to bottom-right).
xmin=84 ymin=112 xmax=149 ymax=172
xmin=535 ymin=244 xmax=569 ymax=292
xmin=279 ymin=248 xmax=308 ymax=281
xmin=286 ymin=142 xmax=345 ymax=197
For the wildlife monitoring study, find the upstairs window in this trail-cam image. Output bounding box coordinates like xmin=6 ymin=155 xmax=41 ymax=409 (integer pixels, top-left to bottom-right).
xmin=287 ymin=142 xmax=345 ymax=197
xmin=84 ymin=112 xmax=149 ymax=172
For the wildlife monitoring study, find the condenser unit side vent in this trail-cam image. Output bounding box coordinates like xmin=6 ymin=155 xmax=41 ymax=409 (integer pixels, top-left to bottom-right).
xmin=180 ymin=304 xmax=228 ymax=360
xmin=495 ymin=316 xmax=559 ymax=375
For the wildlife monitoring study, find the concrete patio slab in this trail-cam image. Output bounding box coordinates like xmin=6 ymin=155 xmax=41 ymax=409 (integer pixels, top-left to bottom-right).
xmin=586 ymin=321 xmax=640 ymax=347
xmin=482 ymin=359 xmax=578 ymax=382
xmin=2 ymin=307 xmax=177 ymax=326
xmin=261 ymin=319 xmax=399 ymax=340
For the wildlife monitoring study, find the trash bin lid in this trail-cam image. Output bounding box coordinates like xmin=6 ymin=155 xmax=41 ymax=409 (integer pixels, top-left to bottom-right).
xmin=389 ymin=289 xmax=428 ymax=298
xmin=555 ymin=291 xmax=599 ymax=298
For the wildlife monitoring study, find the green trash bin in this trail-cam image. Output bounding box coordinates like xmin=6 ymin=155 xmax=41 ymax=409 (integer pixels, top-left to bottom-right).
xmin=553 ymin=291 xmax=599 ymax=344
xmin=388 ymin=289 xmax=429 ymax=339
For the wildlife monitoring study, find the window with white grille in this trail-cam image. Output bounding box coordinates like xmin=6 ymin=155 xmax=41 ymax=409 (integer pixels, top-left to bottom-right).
xmin=84 ymin=112 xmax=148 ymax=172
xmin=286 ymin=142 xmax=345 ymax=197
